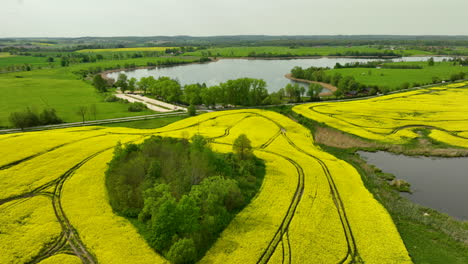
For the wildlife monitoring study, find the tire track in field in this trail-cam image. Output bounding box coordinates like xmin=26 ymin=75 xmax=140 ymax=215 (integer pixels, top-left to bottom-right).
xmin=3 ymin=111 xmax=356 ymax=263
xmin=307 ymin=89 xmax=468 ymax=142
xmin=205 ymin=112 xmax=298 ymax=264
xmin=282 ymin=134 xmax=359 ymax=263
xmin=0 ymin=134 xmax=108 ymax=171
xmin=254 ymin=113 xmax=358 ymax=263
xmin=209 ymin=111 xmax=355 ymax=263
xmin=2 ymin=134 xmax=146 ymax=263
xmin=254 ymin=150 xmax=305 ymax=264
xmin=26 ymin=233 xmax=69 ymax=264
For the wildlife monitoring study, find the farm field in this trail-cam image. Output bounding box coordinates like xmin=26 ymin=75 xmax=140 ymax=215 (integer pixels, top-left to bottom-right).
xmin=76 ymin=47 xmax=175 ymax=53
xmin=293 ymin=81 xmax=468 ymax=148
xmin=0 ymin=55 xmax=60 ymax=68
xmin=0 ymin=109 xmax=411 ymax=263
xmin=183 ymin=46 xmax=433 ymax=57
xmin=324 ymin=61 xmax=468 ymax=90
xmin=0 ymin=57 xmax=198 ymax=128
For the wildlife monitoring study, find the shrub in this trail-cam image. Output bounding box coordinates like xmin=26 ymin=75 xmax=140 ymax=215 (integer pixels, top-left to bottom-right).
xmin=105 ymin=95 xmax=119 ymax=102
xmin=127 ymin=102 xmax=147 ymax=112
xmin=187 ymin=104 xmax=196 ymax=116
xmin=9 ymin=107 xmax=63 ymax=129
xmin=167 ymin=238 xmax=197 ymax=264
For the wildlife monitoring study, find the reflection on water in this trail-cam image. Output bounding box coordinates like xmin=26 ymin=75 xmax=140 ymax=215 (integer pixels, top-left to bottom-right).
xmin=358 ymin=151 xmax=468 ymax=220
xmin=107 ymin=57 xmax=450 ymax=92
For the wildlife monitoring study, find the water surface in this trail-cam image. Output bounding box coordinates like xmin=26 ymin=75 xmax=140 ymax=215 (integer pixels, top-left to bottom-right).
xmin=358 ymin=151 xmax=468 ymax=220
xmin=107 ymin=57 xmax=450 ymax=92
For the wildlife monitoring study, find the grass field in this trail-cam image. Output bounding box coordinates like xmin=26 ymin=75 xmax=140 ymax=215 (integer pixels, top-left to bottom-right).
xmin=0 ymin=57 xmax=199 ymax=128
xmin=183 ymin=46 xmax=433 ymax=57
xmin=0 ymin=56 xmax=59 ymax=68
xmin=0 ymin=52 xmax=14 ymax=58
xmin=325 ymin=61 xmax=468 ymax=90
xmin=0 ymin=109 xmax=411 ymax=263
xmin=76 ymin=47 xmax=175 ymax=53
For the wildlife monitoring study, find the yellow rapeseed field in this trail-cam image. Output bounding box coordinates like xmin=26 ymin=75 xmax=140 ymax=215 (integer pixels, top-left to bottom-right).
xmin=294 ymin=81 xmax=468 ymax=148
xmin=0 ymin=109 xmax=411 ymax=263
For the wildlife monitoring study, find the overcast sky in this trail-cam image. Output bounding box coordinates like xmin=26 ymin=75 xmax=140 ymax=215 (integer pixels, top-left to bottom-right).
xmin=1 ymin=0 xmax=467 ymax=37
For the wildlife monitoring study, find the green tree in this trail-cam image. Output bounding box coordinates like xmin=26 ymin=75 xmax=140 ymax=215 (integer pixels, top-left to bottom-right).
xmin=307 ymin=83 xmax=322 ymax=101
xmin=183 ymin=84 xmax=204 ymax=105
xmin=39 ymin=108 xmax=62 ymax=125
xmin=89 ymin=104 xmax=97 ymax=120
xmin=60 ymin=57 xmax=69 ymax=67
xmin=128 ymin=77 xmax=137 ymax=93
xmin=137 ymin=76 xmax=156 ymax=94
xmin=77 ymin=106 xmax=87 ymax=123
xmin=188 ymin=104 xmax=196 ymax=116
xmin=233 ymin=134 xmax=252 ymax=160
xmin=428 ymin=57 xmax=435 ymax=66
xmin=115 ymin=73 xmax=128 ymax=93
xmin=92 ymin=74 xmax=108 ymax=92
xmin=201 ymin=87 xmax=217 ymax=108
xmin=175 ymin=195 xmax=200 ymax=235
xmin=167 ymin=238 xmax=197 ymax=264
xmin=9 ymin=109 xmax=39 ymax=129
xmin=149 ymin=196 xmax=177 ymax=251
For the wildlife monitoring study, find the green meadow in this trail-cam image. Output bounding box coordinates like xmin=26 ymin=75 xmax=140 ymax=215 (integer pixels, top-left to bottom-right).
xmin=325 ymin=61 xmax=468 ymax=90
xmin=0 ymin=55 xmax=59 ymax=68
xmin=0 ymin=57 xmax=198 ymax=128
xmin=184 ymin=46 xmax=433 ymax=57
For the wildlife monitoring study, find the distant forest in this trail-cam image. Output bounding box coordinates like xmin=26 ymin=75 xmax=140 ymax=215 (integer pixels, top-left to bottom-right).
xmin=2 ymin=35 xmax=468 ymax=51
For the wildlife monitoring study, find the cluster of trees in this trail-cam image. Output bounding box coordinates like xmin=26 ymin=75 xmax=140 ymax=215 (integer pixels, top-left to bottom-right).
xmin=291 ymin=64 xmax=468 ymax=98
xmin=328 ymin=50 xmax=400 ymax=57
xmin=282 ymin=83 xmax=322 ymax=103
xmin=334 ymin=61 xmax=384 ymax=69
xmin=0 ymin=64 xmax=32 ymax=73
xmin=381 ymin=64 xmax=423 ymax=69
xmin=450 ymin=57 xmax=468 ymax=66
xmin=247 ymin=51 xmax=318 ymax=57
xmin=291 ymin=66 xmax=379 ymax=97
xmin=113 ymin=74 xmax=273 ymax=107
xmin=9 ymin=107 xmax=62 ymax=129
xmin=75 ymin=104 xmax=98 ymax=123
xmin=106 ymin=134 xmax=264 ymax=264
xmin=334 ymin=61 xmax=423 ymax=69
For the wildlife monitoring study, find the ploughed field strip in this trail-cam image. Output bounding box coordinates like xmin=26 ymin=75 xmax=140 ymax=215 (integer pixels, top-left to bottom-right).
xmin=294 ymin=82 xmax=468 ymax=148
xmin=0 ymin=110 xmax=411 ymax=263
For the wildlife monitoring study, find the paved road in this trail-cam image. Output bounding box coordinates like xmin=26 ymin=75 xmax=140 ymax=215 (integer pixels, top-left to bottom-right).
xmin=116 ymin=93 xmax=187 ymax=112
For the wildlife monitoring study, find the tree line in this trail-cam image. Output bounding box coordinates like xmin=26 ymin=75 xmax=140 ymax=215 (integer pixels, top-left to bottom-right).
xmin=9 ymin=107 xmax=62 ymax=130
xmin=105 ymin=134 xmax=264 ymax=264
xmin=291 ymin=63 xmax=468 ymax=98
xmin=98 ymin=73 xmax=325 ymax=108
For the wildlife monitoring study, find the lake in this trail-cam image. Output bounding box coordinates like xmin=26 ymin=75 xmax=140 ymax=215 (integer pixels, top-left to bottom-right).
xmin=358 ymin=151 xmax=468 ymax=220
xmin=107 ymin=57 xmax=449 ymax=93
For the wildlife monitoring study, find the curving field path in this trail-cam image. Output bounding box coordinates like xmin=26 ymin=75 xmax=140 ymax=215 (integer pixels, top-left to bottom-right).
xmin=0 ymin=110 xmax=411 ymax=263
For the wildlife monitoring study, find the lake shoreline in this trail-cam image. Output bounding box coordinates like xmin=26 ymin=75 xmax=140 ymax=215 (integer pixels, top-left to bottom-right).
xmin=284 ymin=73 xmax=338 ymax=96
